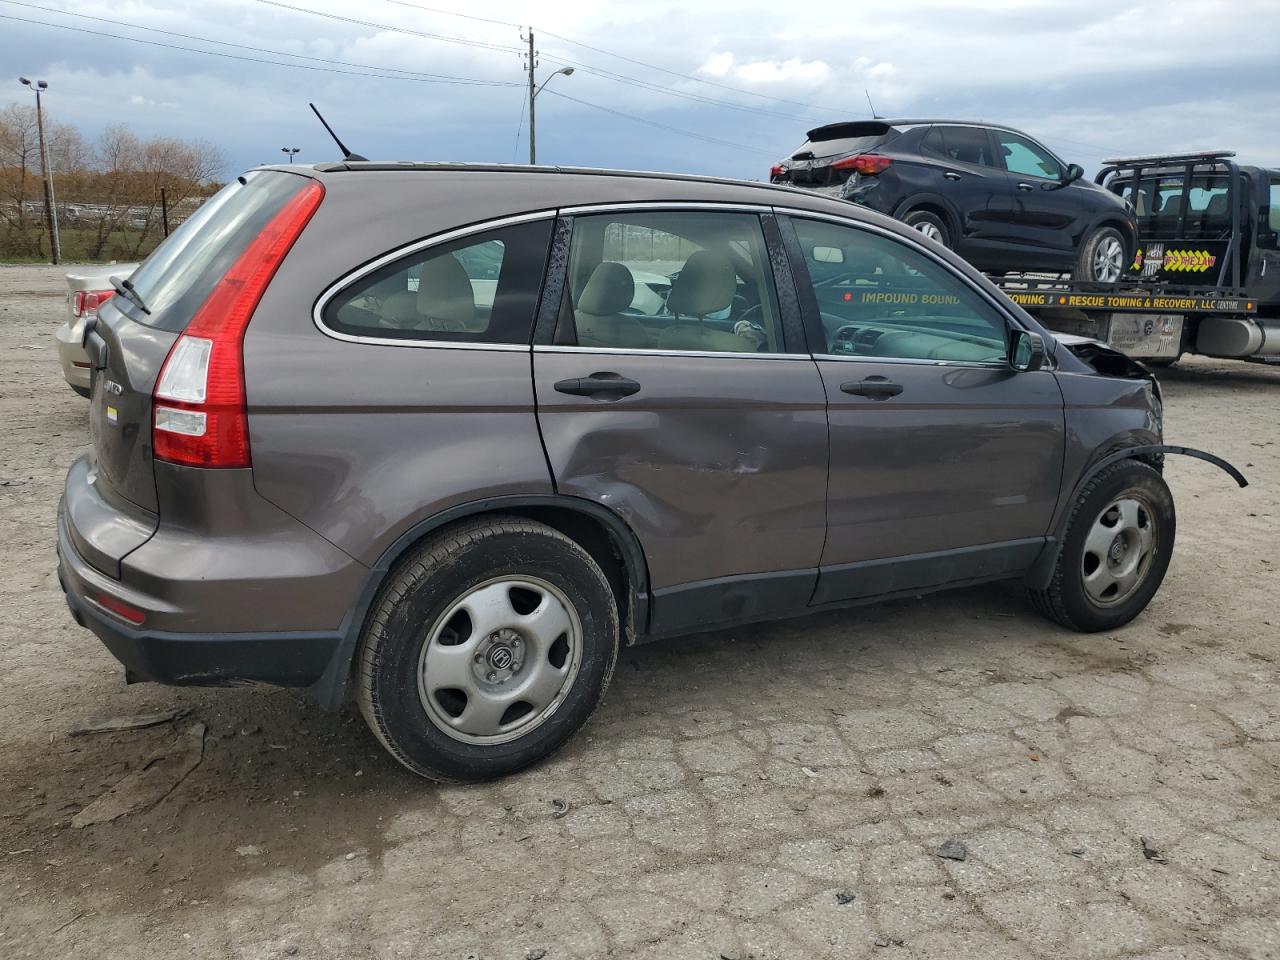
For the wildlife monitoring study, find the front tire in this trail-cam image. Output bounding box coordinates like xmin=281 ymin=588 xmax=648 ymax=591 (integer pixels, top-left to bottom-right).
xmin=356 ymin=517 xmax=619 ymax=782
xmin=903 ymin=210 xmax=952 ymax=248
xmin=1075 ymin=225 xmax=1127 ymax=282
xmin=1029 ymin=460 xmax=1175 ymax=632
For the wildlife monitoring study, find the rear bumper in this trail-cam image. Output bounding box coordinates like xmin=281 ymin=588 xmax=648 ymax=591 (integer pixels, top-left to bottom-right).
xmin=57 ymin=509 xmax=343 ymax=687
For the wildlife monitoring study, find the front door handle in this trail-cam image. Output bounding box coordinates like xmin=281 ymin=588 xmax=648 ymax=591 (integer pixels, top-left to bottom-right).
xmin=840 ymin=376 xmax=903 ymax=400
xmin=554 ymin=372 xmax=641 ymax=398
xmin=1016 ymin=182 xmax=1034 ymax=191
xmin=943 ymin=171 xmax=962 ymax=181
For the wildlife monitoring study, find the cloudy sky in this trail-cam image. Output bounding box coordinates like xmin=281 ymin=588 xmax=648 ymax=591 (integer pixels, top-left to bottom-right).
xmin=2 ymin=0 xmax=1278 ymax=182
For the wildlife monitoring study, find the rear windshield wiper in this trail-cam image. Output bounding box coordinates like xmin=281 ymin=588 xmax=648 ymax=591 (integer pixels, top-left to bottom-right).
xmin=110 ymin=275 xmax=150 ymax=316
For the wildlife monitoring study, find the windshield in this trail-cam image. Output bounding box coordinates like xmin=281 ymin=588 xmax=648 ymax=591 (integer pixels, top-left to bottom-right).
xmin=122 ymin=170 xmax=309 ymax=332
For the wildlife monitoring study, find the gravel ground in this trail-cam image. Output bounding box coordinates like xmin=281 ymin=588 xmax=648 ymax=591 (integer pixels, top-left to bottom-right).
xmin=1 ymin=263 xmax=1277 ymax=960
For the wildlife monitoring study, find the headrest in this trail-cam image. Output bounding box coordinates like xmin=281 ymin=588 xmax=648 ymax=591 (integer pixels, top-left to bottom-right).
xmin=667 ymin=250 xmax=736 ymax=318
xmin=578 ymin=261 xmax=635 ymax=316
xmin=1204 ymin=193 xmax=1229 ymax=217
xmin=417 ymin=252 xmax=476 ymax=327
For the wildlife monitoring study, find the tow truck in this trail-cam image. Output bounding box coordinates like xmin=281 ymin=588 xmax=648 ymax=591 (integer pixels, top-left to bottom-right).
xmin=992 ymin=151 xmax=1280 ymax=365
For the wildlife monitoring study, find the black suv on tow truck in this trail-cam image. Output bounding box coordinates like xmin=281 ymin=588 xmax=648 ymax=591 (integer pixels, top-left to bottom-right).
xmin=770 ymin=119 xmax=1138 ymax=282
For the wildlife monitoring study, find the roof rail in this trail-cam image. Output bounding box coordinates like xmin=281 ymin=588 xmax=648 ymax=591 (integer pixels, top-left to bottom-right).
xmin=1101 ymin=151 xmax=1236 ymax=166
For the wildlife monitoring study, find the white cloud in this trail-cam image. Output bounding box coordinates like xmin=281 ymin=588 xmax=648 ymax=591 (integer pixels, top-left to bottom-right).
xmin=0 ymin=0 xmax=1276 ymax=177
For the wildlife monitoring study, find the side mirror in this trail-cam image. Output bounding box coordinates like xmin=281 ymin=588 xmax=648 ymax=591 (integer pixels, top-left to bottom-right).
xmin=1044 ymin=163 xmax=1085 ymax=191
xmin=1010 ymin=329 xmax=1046 ymax=372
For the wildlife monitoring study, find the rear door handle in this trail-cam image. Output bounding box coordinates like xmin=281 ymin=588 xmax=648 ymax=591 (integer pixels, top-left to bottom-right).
xmin=553 ymin=373 xmax=641 ymax=398
xmin=1016 ymin=182 xmax=1034 ymax=191
xmin=943 ymin=171 xmax=962 ymax=181
xmin=840 ymin=376 xmax=903 ymax=400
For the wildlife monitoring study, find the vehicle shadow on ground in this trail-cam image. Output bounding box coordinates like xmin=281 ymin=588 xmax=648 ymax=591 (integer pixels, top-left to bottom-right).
xmin=3 ymin=578 xmax=1143 ymax=914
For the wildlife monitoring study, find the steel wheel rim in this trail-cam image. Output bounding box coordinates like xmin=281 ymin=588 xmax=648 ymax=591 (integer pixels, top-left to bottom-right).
xmin=417 ymin=576 xmax=583 ymax=745
xmin=1080 ymin=495 xmax=1156 ymax=607
xmin=915 ymin=221 xmax=944 ymax=244
xmin=1093 ymin=236 xmax=1124 ymax=282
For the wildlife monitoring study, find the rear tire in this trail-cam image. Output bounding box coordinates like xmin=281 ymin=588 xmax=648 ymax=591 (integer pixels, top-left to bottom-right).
xmin=356 ymin=516 xmax=619 ymax=782
xmin=1028 ymin=460 xmax=1175 ymax=632
xmin=903 ymin=210 xmax=951 ymax=248
xmin=1074 ymin=226 xmax=1127 ymax=282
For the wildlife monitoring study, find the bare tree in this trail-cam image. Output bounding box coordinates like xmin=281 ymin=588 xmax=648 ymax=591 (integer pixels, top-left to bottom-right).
xmin=0 ymin=111 xmax=227 ymax=261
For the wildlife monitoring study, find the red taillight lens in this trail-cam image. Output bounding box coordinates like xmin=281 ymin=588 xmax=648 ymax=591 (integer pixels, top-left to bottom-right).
xmin=770 ymin=163 xmax=785 ymax=180
xmin=153 ymin=180 xmax=324 ymax=469
xmin=832 ymin=154 xmax=892 ymax=175
xmin=73 ymin=289 xmax=114 ymax=318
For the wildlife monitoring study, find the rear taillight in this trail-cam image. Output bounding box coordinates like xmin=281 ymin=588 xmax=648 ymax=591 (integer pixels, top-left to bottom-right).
xmin=770 ymin=163 xmax=786 ymax=180
xmin=73 ymin=289 xmax=114 ymax=319
xmin=833 ymin=154 xmax=892 ymax=176
xmin=153 ymin=180 xmax=324 ymax=468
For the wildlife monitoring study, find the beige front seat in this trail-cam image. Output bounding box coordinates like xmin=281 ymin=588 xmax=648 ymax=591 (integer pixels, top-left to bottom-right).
xmin=575 ymin=261 xmax=648 ymax=348
xmin=659 ymin=250 xmax=744 ymax=352
xmin=381 ymin=253 xmax=477 ymax=332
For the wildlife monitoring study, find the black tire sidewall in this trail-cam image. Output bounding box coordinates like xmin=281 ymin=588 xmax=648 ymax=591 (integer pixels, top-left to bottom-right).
xmin=366 ymin=525 xmax=618 ymax=781
xmin=1056 ymin=464 xmax=1175 ymax=631
xmin=904 ymin=210 xmax=951 ymax=248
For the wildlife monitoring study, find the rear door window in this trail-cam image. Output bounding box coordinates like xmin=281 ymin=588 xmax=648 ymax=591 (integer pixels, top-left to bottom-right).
xmin=121 ymin=171 xmax=310 ymax=332
xmin=556 ymin=210 xmax=785 ymax=354
xmin=923 ymin=126 xmax=997 ymax=168
xmin=323 ymin=220 xmax=553 ymax=344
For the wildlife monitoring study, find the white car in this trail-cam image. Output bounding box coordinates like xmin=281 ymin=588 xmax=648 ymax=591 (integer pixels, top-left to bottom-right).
xmin=55 ymin=263 xmax=138 ymax=396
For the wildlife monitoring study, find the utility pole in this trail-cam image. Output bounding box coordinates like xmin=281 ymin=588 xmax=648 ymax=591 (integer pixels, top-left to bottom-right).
xmin=19 ymin=77 xmax=60 ymax=264
xmin=525 ymin=30 xmax=537 ymax=165
xmin=522 ymin=33 xmax=573 ymax=166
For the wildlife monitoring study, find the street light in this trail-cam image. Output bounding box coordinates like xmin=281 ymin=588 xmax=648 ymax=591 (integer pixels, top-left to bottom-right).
xmin=526 ymin=51 xmax=574 ymax=165
xmin=18 ymin=76 xmax=60 ymax=264
xmin=281 ymin=147 xmax=300 ymax=163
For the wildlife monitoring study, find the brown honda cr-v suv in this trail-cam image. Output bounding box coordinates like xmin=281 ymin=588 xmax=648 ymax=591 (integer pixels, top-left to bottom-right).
xmin=57 ymin=162 xmax=1242 ymax=782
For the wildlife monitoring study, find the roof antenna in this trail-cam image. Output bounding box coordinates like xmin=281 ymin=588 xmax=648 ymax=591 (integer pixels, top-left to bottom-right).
xmin=865 ymin=89 xmax=881 ymax=120
xmin=309 ymin=102 xmax=367 ymax=162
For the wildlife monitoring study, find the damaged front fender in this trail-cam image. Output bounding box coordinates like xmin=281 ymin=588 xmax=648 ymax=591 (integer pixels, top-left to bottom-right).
xmin=1025 ymin=443 xmax=1248 ymax=591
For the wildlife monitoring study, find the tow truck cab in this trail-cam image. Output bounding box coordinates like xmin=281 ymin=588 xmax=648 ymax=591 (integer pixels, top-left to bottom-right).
xmin=1100 ymin=152 xmax=1279 ymax=307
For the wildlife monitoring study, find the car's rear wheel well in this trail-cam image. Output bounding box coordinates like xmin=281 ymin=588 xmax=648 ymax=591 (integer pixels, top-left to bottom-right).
xmin=905 ymin=201 xmax=955 ymax=238
xmin=500 ymin=505 xmax=638 ymax=643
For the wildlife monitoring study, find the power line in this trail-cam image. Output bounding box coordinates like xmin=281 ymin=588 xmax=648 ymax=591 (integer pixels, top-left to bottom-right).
xmin=540 ymin=89 xmax=781 ymax=157
xmin=256 ymin=0 xmax=830 ymax=122
xmin=0 ymin=0 xmax=516 ymax=85
xmin=374 ymin=0 xmax=847 ymax=115
xmin=253 ymin=0 xmax=524 ymax=55
xmin=0 ymin=10 xmax=520 ymax=86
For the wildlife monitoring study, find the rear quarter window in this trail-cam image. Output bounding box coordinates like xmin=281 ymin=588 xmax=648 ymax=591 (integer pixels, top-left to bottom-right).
xmin=121 ymin=171 xmax=311 ymax=333
xmin=322 ymin=219 xmax=553 ymax=345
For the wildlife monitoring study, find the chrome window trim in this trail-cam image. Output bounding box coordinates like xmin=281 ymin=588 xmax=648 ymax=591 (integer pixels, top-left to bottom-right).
xmin=768 ymin=205 xmax=1034 ymax=331
xmin=558 ymin=201 xmax=773 ymax=215
xmin=812 ymin=353 xmax=1009 ymax=369
xmin=313 ymin=210 xmax=557 ymax=349
xmin=535 ymin=345 xmax=811 ymax=361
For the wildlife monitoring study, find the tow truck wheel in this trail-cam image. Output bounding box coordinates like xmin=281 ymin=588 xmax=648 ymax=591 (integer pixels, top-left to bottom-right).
xmin=1028 ymin=459 xmax=1176 ymax=633
xmin=903 ymin=210 xmax=951 ymax=248
xmin=1075 ymin=226 xmax=1127 ymax=282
